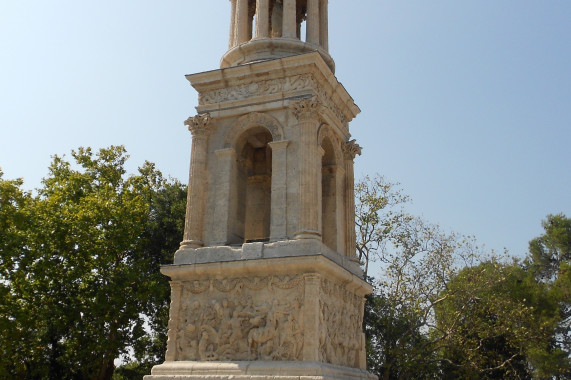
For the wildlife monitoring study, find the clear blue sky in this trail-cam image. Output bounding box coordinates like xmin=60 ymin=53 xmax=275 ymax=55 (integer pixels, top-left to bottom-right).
xmin=1 ymin=1 xmax=569 ymax=258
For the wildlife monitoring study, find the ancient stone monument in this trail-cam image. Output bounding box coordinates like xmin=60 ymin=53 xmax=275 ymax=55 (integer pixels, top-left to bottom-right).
xmin=146 ymin=1 xmax=375 ymax=379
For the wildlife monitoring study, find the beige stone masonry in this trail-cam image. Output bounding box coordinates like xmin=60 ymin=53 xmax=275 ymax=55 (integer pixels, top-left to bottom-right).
xmin=147 ymin=3 xmax=375 ymax=379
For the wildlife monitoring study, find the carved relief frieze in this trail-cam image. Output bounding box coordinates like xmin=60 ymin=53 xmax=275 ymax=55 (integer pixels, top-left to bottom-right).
xmin=173 ymin=275 xmax=304 ymax=362
xmin=198 ymin=74 xmax=349 ymax=126
xmin=318 ymin=278 xmax=364 ymax=368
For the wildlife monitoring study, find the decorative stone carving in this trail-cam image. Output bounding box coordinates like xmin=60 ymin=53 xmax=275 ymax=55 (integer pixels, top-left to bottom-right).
xmin=318 ymin=278 xmax=364 ymax=368
xmin=185 ymin=113 xmax=214 ymax=137
xmin=172 ymin=275 xmax=305 ymax=362
xmin=223 ymin=112 xmax=285 ymax=149
xmin=290 ymin=97 xmax=323 ymax=121
xmin=343 ymin=139 xmax=362 ymax=160
xmin=199 ymin=74 xmax=348 ymax=126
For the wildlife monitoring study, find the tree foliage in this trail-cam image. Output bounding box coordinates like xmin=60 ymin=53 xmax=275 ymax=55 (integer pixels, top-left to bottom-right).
xmin=0 ymin=147 xmax=186 ymax=380
xmin=436 ymin=262 xmax=568 ymax=379
xmin=358 ymin=175 xmax=570 ymax=379
xmin=528 ymin=214 xmax=571 ymax=374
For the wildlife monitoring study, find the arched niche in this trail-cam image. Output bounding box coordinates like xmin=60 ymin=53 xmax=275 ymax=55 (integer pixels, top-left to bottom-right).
xmin=233 ymin=126 xmax=274 ymax=243
xmin=318 ymin=125 xmax=344 ymax=253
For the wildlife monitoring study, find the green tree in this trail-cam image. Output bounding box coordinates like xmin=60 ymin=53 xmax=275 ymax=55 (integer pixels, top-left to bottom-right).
xmin=0 ymin=171 xmax=39 ymax=377
xmin=528 ymin=214 xmax=571 ymax=375
xmin=357 ymin=175 xmax=486 ymax=379
xmin=355 ymin=174 xmax=410 ymax=278
xmin=435 ymin=261 xmax=569 ymax=379
xmin=0 ymin=147 xmax=186 ymax=380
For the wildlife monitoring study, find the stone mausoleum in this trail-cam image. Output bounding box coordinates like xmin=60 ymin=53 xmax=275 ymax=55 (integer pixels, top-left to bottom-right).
xmin=145 ymin=1 xmax=375 ymax=379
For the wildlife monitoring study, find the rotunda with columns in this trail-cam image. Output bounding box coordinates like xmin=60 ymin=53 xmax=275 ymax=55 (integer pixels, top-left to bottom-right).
xmin=145 ymin=2 xmax=376 ymax=379
xmin=223 ymin=0 xmax=334 ymax=71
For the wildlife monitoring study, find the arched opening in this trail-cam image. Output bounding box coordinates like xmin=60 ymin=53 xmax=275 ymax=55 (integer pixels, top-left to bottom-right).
xmin=234 ymin=127 xmax=273 ymax=243
xmin=321 ymin=136 xmax=337 ymax=251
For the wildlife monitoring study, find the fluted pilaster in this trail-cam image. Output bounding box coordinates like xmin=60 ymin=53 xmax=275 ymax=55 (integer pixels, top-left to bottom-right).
xmin=291 ymin=98 xmax=323 ymax=239
xmin=181 ymin=113 xmax=214 ymax=249
xmin=343 ymin=139 xmax=362 ymax=260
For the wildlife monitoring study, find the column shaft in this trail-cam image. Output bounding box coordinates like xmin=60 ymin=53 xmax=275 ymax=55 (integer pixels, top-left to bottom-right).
xmin=255 ymin=0 xmax=270 ymax=38
xmin=282 ymin=0 xmax=297 ymax=38
xmin=213 ymin=148 xmax=237 ymax=245
xmin=319 ymin=0 xmax=329 ymax=50
xmin=236 ymin=0 xmax=250 ymax=44
xmin=291 ymin=99 xmax=322 ymax=239
xmin=334 ymin=165 xmax=346 ymax=254
xmin=268 ymin=140 xmax=289 ymax=241
xmin=307 ymin=0 xmax=320 ymax=44
xmin=181 ymin=114 xmax=213 ymax=249
xmin=343 ymin=140 xmax=362 ymax=259
xmin=229 ymin=0 xmax=237 ymax=48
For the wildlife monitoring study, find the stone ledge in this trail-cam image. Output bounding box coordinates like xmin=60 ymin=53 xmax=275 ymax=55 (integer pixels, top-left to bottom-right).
xmin=144 ymin=361 xmax=377 ymax=380
xmin=173 ymin=239 xmax=363 ymax=278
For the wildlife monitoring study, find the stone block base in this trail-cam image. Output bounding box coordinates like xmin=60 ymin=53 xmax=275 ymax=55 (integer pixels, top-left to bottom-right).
xmin=144 ymin=361 xmax=377 ymax=380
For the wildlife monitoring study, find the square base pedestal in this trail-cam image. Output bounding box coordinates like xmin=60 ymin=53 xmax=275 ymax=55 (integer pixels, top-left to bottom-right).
xmin=144 ymin=361 xmax=376 ymax=380
xmin=151 ymin=243 xmax=376 ymax=380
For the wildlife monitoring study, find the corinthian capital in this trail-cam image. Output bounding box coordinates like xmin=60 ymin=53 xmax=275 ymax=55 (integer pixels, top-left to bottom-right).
xmin=290 ymin=97 xmax=323 ymax=121
xmin=343 ymin=139 xmax=362 ymax=160
xmin=184 ymin=113 xmax=213 ymax=137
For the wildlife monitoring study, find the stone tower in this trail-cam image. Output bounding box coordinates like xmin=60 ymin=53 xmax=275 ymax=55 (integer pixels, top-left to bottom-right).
xmin=146 ymin=1 xmax=375 ymax=379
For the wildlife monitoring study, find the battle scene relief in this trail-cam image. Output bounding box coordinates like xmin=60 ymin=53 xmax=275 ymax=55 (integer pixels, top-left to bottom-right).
xmin=319 ymin=278 xmax=365 ymax=368
xmin=170 ymin=275 xmax=304 ymax=362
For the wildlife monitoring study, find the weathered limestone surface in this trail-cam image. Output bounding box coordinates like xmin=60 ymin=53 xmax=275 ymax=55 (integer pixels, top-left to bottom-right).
xmin=145 ymin=255 xmax=374 ymax=380
xmin=146 ymin=2 xmax=374 ymax=379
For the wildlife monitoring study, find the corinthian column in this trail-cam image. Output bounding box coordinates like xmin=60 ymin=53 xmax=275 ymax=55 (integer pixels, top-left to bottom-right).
xmin=180 ymin=113 xmax=214 ymax=249
xmin=291 ymin=98 xmax=323 ymax=240
xmin=343 ymin=139 xmax=362 ymax=260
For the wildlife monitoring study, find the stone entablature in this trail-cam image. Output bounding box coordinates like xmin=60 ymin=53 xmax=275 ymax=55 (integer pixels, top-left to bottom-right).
xmin=189 ymin=52 xmax=359 ymax=134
